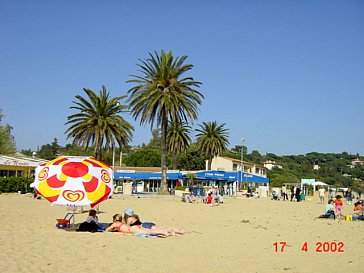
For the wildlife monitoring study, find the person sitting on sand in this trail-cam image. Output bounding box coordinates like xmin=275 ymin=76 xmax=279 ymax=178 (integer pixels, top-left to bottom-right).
xmin=325 ymin=199 xmax=335 ymax=219
xmin=123 ymin=208 xmax=185 ymax=235
xmin=318 ymin=199 xmax=335 ymax=219
xmin=353 ymin=201 xmax=363 ymax=215
xmin=206 ymin=192 xmax=213 ymax=205
xmin=77 ymin=209 xmax=103 ymax=232
xmin=184 ymin=192 xmax=197 ymax=203
xmin=213 ymin=188 xmax=223 ymax=204
xmin=86 ymin=209 xmax=100 ymax=224
xmin=272 ymin=190 xmax=279 ymax=201
xmin=105 ymin=214 xmax=170 ymax=237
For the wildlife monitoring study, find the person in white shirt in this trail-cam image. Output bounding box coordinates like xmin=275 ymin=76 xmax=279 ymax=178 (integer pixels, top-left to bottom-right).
xmin=318 ymin=187 xmax=326 ymax=204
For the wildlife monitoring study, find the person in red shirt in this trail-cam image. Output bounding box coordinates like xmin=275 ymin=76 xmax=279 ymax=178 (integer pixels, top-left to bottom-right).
xmin=206 ymin=192 xmax=213 ymax=205
xmin=334 ymin=195 xmax=344 ymax=219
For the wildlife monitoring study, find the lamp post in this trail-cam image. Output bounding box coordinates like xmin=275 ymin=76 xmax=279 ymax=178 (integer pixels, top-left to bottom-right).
xmin=240 ymin=138 xmax=245 ymax=192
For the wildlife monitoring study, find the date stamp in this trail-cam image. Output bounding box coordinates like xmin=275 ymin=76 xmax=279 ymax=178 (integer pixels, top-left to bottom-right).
xmin=273 ymin=241 xmax=344 ymax=253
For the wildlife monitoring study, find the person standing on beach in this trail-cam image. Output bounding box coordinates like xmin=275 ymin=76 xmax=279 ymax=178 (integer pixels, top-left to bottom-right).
xmin=346 ymin=188 xmax=353 ymax=204
xmin=318 ymin=187 xmax=325 ymax=204
xmin=329 ymin=189 xmax=335 ymax=200
xmin=291 ymin=186 xmax=296 ymax=201
xmin=282 ymin=185 xmax=287 ymax=201
xmin=334 ymin=195 xmax=344 ymax=219
xmin=295 ymin=187 xmax=301 ymax=202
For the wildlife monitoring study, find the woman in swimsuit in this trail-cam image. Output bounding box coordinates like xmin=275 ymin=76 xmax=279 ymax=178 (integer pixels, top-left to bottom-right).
xmin=105 ymin=214 xmax=170 ymax=237
xmin=123 ymin=209 xmax=186 ymax=235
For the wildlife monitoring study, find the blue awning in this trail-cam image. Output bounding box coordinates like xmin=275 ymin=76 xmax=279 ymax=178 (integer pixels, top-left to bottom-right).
xmin=190 ymin=170 xmax=269 ymax=183
xmin=235 ymin=172 xmax=269 ymax=183
xmin=114 ymin=172 xmax=182 ymax=180
xmin=194 ymin=170 xmax=229 ymax=181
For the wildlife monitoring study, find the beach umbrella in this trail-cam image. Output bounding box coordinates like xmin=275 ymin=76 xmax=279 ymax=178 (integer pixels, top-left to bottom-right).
xmin=31 ymin=156 xmax=114 ymax=208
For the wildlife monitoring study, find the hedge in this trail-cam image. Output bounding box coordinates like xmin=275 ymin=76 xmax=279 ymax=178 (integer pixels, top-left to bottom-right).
xmin=0 ymin=177 xmax=34 ymax=193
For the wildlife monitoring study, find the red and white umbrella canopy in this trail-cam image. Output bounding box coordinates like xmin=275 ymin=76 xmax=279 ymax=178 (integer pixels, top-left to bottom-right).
xmin=31 ymin=156 xmax=113 ymax=208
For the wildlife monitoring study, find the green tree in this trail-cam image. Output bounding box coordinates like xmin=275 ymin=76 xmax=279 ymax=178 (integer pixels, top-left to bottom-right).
xmin=127 ymin=50 xmax=203 ymax=193
xmin=148 ymin=129 xmax=161 ymax=148
xmin=62 ymin=143 xmax=94 ymax=157
xmin=65 ymin=86 xmax=134 ymax=160
xmin=247 ymin=150 xmax=263 ymax=164
xmin=123 ymin=146 xmax=163 ymax=167
xmin=186 ymin=172 xmax=196 ymax=187
xmin=21 ymin=149 xmax=33 ymax=156
xmin=167 ymin=121 xmax=191 ymax=170
xmin=177 ymin=144 xmax=206 ymax=170
xmin=0 ymin=111 xmax=16 ymax=154
xmin=195 ymin=121 xmax=229 ymax=170
xmin=36 ymin=138 xmax=62 ymax=160
xmin=50 ymin=138 xmax=60 ymax=158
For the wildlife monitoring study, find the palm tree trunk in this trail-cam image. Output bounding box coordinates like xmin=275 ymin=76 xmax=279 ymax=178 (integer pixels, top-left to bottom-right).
xmin=95 ymin=135 xmax=104 ymax=160
xmin=159 ymin=116 xmax=169 ymax=194
xmin=208 ymin=155 xmax=212 ymax=170
xmin=172 ymin=154 xmax=177 ymax=170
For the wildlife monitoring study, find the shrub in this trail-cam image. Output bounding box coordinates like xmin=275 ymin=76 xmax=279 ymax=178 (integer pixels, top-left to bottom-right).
xmin=175 ymin=186 xmax=188 ymax=191
xmin=0 ymin=177 xmax=34 ymax=193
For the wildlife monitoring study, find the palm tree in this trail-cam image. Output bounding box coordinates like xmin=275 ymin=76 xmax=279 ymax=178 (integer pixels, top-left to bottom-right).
xmin=65 ymin=86 xmax=134 ymax=160
xmin=127 ymin=50 xmax=203 ymax=194
xmin=186 ymin=172 xmax=196 ymax=187
xmin=167 ymin=120 xmax=192 ymax=170
xmin=195 ymin=121 xmax=230 ymax=170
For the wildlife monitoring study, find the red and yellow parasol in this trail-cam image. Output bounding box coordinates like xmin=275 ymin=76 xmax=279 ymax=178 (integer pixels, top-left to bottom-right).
xmin=31 ymin=156 xmax=113 ymax=208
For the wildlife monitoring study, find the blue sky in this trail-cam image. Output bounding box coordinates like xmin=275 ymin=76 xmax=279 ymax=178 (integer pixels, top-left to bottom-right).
xmin=1 ymin=0 xmax=363 ymax=156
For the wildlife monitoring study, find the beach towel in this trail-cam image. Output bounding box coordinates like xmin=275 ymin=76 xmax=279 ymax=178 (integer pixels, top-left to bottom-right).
xmin=110 ymin=231 xmax=167 ymax=238
xmin=133 ymin=233 xmax=167 ymax=238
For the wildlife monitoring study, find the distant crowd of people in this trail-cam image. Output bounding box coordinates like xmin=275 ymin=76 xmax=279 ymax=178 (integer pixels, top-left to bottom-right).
xmin=272 ymin=185 xmax=305 ymax=202
xmin=182 ymin=186 xmax=224 ymax=206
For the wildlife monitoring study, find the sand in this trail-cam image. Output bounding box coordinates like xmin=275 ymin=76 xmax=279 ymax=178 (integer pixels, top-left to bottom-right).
xmin=0 ymin=193 xmax=363 ymax=273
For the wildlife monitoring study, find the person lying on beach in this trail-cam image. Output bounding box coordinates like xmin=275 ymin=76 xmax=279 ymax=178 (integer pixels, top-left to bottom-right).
xmin=105 ymin=214 xmax=170 ymax=237
xmin=123 ymin=208 xmax=185 ymax=235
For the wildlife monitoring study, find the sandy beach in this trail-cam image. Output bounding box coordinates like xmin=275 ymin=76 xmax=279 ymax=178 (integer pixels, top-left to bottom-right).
xmin=0 ymin=193 xmax=363 ymax=273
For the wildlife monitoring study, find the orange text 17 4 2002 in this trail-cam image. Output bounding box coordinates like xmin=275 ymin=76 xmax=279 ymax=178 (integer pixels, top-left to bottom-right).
xmin=273 ymin=241 xmax=344 ymax=253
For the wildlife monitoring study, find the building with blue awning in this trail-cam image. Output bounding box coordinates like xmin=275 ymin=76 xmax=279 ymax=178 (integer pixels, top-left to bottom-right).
xmin=112 ymin=156 xmax=269 ymax=194
xmin=114 ymin=171 xmax=182 ymax=180
xmin=113 ymin=167 xmax=183 ymax=193
xmin=190 ymin=170 xmax=269 ymax=184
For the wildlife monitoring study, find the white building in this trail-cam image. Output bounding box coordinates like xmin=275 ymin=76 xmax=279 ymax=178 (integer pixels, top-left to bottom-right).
xmin=263 ymin=160 xmax=282 ymax=170
xmin=351 ymin=158 xmax=364 ymax=166
xmin=0 ymin=153 xmax=47 ymax=178
xmin=208 ymin=156 xmax=267 ymax=177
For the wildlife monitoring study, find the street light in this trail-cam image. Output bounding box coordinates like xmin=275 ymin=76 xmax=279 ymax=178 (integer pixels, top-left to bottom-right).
xmin=240 ymin=138 xmax=245 ymax=192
